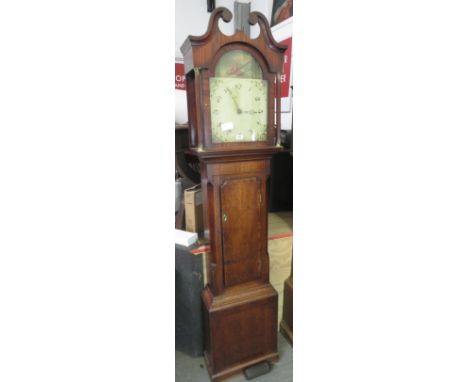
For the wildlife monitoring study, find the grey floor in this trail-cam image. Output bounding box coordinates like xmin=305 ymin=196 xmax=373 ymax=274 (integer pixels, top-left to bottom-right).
xmin=175 ymin=333 xmax=293 ymax=382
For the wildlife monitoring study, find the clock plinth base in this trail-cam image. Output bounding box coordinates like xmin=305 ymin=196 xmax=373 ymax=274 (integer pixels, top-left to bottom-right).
xmin=202 ymin=282 xmax=279 ymax=382
xmin=204 ymin=351 xmax=279 ymax=382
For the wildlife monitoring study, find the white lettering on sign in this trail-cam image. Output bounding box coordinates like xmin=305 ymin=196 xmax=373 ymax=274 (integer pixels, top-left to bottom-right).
xmin=175 ymin=62 xmax=187 ymax=90
xmin=280 ymin=74 xmax=287 ymax=83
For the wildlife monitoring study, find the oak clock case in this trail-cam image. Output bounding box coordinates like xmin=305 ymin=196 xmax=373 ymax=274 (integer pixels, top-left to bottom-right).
xmin=181 ymin=8 xmax=287 ymax=382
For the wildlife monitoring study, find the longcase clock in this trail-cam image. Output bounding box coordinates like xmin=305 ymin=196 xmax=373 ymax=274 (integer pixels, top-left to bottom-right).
xmin=181 ymin=8 xmax=287 ymax=381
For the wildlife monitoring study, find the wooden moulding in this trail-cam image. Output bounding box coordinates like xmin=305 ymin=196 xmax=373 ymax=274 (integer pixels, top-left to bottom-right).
xmin=181 ymin=8 xmax=286 ymax=74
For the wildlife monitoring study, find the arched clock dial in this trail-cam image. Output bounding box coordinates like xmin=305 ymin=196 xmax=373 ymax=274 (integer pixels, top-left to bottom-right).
xmin=209 ymin=49 xmax=268 ymax=143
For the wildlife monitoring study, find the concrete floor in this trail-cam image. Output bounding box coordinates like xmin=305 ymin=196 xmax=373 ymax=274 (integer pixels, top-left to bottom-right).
xmin=175 ymin=333 xmax=293 ymax=382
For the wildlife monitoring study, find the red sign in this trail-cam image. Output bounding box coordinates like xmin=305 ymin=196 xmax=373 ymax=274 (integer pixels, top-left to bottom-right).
xmin=175 ymin=63 xmax=186 ymax=90
xmin=280 ymin=37 xmax=292 ymax=98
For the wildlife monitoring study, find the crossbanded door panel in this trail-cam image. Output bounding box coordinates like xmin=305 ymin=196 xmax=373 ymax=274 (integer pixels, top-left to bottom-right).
xmin=220 ymin=176 xmax=264 ymax=288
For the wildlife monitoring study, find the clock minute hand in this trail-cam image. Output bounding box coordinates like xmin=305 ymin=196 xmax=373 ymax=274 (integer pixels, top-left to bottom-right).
xmin=226 ymin=88 xmax=242 ymax=114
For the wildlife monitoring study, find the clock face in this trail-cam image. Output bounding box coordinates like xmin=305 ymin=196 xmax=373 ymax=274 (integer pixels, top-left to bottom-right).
xmin=209 ymin=50 xmax=268 ymax=143
xmin=210 ymin=77 xmax=267 ymax=143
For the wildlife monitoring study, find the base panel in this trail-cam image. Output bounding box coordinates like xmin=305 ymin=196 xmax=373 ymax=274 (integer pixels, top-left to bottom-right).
xmin=202 ymin=283 xmax=279 ymax=381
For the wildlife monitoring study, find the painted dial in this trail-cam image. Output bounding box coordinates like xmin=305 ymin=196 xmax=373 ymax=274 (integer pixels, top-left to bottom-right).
xmin=214 ymin=50 xmax=263 ymax=79
xmin=209 ymin=50 xmax=268 ymax=143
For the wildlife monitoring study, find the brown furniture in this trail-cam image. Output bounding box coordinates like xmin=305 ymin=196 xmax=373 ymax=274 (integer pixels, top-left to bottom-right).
xmin=280 ymin=107 xmax=293 ymax=346
xmin=175 ymin=124 xmax=200 ymax=185
xmin=181 ymin=7 xmax=287 ymax=381
xmin=280 ymin=255 xmax=293 ymax=345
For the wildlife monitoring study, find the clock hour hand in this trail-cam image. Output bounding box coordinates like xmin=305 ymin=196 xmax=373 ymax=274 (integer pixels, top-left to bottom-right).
xmin=243 ymin=110 xmax=262 ymax=115
xmin=225 ymin=87 xmax=242 ymax=114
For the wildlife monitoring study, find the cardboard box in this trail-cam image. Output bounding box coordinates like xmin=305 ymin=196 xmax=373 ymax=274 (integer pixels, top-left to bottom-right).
xmin=184 ymin=185 xmax=204 ymax=236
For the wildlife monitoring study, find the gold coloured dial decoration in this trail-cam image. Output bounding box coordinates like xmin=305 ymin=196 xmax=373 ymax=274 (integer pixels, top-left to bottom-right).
xmin=210 ymin=50 xmax=268 ymax=143
xmin=214 ymin=50 xmax=263 ymax=79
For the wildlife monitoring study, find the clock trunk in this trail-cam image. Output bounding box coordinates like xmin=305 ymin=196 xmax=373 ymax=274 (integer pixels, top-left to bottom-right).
xmin=198 ymin=154 xmax=279 ymax=381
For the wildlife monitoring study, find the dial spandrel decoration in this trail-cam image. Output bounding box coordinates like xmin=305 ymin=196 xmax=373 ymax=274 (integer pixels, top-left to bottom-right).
xmin=210 ymin=50 xmax=267 ymax=143
xmin=214 ymin=50 xmax=263 ymax=79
